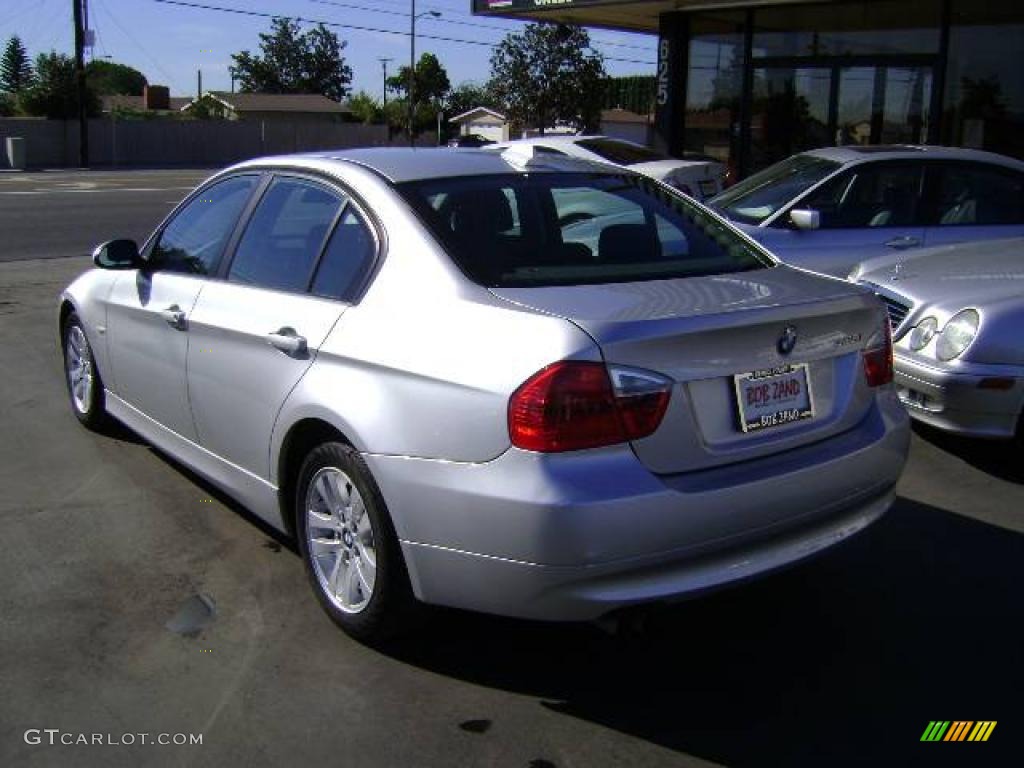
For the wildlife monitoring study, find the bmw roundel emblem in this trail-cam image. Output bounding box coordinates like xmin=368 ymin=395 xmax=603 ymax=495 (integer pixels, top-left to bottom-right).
xmin=778 ymin=325 xmax=798 ymax=356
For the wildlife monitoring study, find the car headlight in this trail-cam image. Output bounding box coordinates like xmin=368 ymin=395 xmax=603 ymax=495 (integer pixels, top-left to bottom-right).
xmin=909 ymin=316 xmax=938 ymax=351
xmin=936 ymin=309 xmax=980 ymax=361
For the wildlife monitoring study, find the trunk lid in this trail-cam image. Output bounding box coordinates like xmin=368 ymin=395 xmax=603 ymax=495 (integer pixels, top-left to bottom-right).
xmin=490 ymin=266 xmax=886 ymax=474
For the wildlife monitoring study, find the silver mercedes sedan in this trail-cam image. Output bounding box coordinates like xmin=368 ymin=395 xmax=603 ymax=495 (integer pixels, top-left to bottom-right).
xmin=852 ymin=237 xmax=1024 ymax=441
xmin=59 ymin=147 xmax=909 ymax=641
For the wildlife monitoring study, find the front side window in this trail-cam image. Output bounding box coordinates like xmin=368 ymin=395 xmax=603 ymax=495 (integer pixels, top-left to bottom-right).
xmin=227 ymin=178 xmax=342 ymax=293
xmin=151 ymin=175 xmax=257 ymax=275
xmin=929 ymin=163 xmax=1024 ymax=226
xmin=399 ymin=173 xmax=771 ymax=287
xmin=796 ymin=162 xmax=923 ymax=229
xmin=710 ymin=154 xmax=840 ymax=225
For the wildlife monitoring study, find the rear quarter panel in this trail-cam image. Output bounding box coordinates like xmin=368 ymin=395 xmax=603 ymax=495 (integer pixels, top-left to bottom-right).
xmin=269 ymin=164 xmax=600 ymax=474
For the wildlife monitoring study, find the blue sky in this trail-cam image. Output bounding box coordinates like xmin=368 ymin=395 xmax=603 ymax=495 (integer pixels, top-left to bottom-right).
xmin=0 ymin=0 xmax=657 ymax=100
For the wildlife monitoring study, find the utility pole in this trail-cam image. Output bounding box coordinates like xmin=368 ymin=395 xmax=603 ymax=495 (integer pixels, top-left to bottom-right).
xmin=408 ymin=0 xmax=415 ymax=146
xmin=72 ymin=0 xmax=88 ymax=167
xmin=378 ymin=57 xmax=392 ymax=109
xmin=407 ymin=4 xmax=439 ymax=147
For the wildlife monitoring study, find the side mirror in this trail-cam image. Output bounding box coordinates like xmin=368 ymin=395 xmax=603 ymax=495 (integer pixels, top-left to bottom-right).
xmin=92 ymin=239 xmax=141 ymax=270
xmin=789 ymin=209 xmax=821 ymax=231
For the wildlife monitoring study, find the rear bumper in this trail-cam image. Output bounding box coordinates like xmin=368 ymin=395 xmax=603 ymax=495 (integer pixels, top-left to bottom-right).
xmin=894 ymin=353 xmax=1023 ymax=439
xmin=366 ymin=391 xmax=909 ymax=621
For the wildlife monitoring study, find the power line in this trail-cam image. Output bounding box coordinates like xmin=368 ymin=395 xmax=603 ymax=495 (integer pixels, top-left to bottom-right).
xmin=150 ymin=0 xmax=656 ymax=66
xmin=99 ymin=0 xmax=178 ymax=84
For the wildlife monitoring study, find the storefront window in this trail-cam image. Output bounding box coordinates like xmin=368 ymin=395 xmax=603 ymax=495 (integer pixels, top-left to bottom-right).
xmin=751 ymin=1 xmax=941 ymax=58
xmin=683 ymin=12 xmax=746 ymax=181
xmin=944 ymin=0 xmax=1024 ymax=161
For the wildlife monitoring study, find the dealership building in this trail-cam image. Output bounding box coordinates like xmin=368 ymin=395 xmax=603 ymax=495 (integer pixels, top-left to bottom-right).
xmin=473 ymin=1 xmax=1024 ymax=178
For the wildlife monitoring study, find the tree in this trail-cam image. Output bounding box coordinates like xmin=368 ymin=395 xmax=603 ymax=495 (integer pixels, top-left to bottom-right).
xmin=443 ymin=81 xmax=499 ymax=140
xmin=1 ymin=35 xmax=34 ymax=94
xmin=18 ymin=51 xmax=99 ymax=119
xmin=230 ymin=17 xmax=352 ymax=102
xmin=488 ymin=24 xmax=605 ymax=134
xmin=85 ymin=60 xmax=147 ymax=95
xmin=386 ymin=52 xmax=450 ymax=105
xmin=604 ymin=75 xmax=655 ymax=116
xmin=383 ymin=53 xmax=451 ymax=136
xmin=444 ymin=82 xmax=498 ymax=120
xmin=348 ymin=90 xmax=382 ymax=125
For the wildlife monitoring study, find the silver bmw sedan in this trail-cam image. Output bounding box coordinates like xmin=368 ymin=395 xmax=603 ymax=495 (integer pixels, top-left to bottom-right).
xmin=58 ymin=147 xmax=910 ymax=642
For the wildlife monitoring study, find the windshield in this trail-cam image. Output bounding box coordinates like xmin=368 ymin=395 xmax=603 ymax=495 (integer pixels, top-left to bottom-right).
xmin=710 ymin=155 xmax=841 ymax=225
xmin=397 ymin=172 xmax=773 ymax=288
xmin=575 ymin=138 xmax=667 ymax=166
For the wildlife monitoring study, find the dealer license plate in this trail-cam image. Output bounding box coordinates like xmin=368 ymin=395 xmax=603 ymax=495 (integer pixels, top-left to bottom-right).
xmin=733 ymin=364 xmax=814 ymax=433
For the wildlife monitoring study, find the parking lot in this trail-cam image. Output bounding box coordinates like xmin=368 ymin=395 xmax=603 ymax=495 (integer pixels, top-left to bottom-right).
xmin=0 ymin=170 xmax=1020 ymax=767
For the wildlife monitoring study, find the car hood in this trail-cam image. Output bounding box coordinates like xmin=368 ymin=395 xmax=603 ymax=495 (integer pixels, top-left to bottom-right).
xmin=855 ymin=238 xmax=1024 ymax=311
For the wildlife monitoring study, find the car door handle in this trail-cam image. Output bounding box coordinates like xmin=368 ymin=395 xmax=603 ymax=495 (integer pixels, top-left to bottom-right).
xmin=160 ymin=305 xmax=187 ymax=330
xmin=266 ymin=327 xmax=308 ymax=357
xmin=884 ymin=236 xmax=921 ymax=250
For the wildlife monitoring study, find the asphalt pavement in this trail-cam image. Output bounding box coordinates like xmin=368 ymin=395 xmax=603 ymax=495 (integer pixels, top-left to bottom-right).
xmin=0 ymin=171 xmax=1020 ymax=767
xmin=0 ymin=170 xmax=212 ymax=262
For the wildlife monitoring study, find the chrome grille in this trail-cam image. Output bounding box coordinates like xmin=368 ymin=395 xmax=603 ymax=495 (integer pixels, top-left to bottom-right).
xmin=878 ymin=294 xmax=911 ymax=332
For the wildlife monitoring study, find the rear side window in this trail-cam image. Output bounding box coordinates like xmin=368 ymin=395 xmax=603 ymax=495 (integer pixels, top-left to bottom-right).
xmin=398 ymin=173 xmax=771 ymax=287
xmin=311 ymin=207 xmax=376 ymax=300
xmin=152 ymin=175 xmax=257 ymax=275
xmin=930 ymin=163 xmax=1024 ymax=226
xmin=575 ymin=138 xmax=667 ymax=165
xmin=227 ymin=178 xmax=342 ymax=293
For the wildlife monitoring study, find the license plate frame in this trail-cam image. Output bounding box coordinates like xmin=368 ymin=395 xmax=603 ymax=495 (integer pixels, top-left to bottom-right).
xmin=733 ymin=363 xmax=815 ymax=433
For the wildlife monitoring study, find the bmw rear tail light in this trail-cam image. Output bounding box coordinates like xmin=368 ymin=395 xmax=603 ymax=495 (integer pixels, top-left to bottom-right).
xmin=863 ymin=318 xmax=894 ymax=387
xmin=508 ymin=361 xmax=672 ymax=452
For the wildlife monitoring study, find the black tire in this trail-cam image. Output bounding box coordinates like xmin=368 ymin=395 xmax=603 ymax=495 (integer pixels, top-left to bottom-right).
xmin=295 ymin=441 xmax=420 ymax=643
xmin=61 ymin=311 xmax=109 ymax=431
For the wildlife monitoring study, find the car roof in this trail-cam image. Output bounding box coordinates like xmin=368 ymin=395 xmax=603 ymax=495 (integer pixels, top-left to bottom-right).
xmin=228 ymin=146 xmax=617 ymax=183
xmin=802 ymin=144 xmax=1024 ymax=169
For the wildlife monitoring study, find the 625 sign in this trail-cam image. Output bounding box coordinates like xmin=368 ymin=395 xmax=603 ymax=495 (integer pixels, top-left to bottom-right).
xmin=656 ymin=38 xmax=671 ymax=106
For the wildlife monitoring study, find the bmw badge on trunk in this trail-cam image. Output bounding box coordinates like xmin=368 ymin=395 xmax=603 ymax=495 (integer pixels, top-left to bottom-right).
xmin=778 ymin=325 xmax=798 ymax=356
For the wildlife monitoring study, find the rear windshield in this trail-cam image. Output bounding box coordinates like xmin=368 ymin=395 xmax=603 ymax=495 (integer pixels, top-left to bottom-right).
xmin=397 ymin=172 xmax=773 ymax=288
xmin=710 ymin=155 xmax=841 ymax=225
xmin=575 ymin=138 xmax=666 ymax=166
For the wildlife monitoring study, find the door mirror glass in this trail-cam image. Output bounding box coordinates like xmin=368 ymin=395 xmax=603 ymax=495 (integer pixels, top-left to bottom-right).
xmin=92 ymin=239 xmax=141 ymax=269
xmin=790 ymin=209 xmax=821 ymax=230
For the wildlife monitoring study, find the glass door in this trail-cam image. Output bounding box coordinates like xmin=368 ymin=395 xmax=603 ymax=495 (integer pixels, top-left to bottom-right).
xmin=749 ymin=67 xmax=832 ymax=170
xmin=743 ymin=59 xmax=935 ymax=174
xmin=836 ymin=65 xmax=932 ymax=146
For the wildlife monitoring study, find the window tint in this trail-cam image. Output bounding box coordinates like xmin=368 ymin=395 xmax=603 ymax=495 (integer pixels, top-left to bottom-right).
xmin=228 ymin=178 xmax=342 ymax=293
xmin=152 ymin=175 xmax=257 ymax=275
xmin=798 ymin=163 xmax=922 ymax=228
xmin=931 ymin=164 xmax=1024 ymax=226
xmin=399 ymin=173 xmax=771 ymax=287
xmin=311 ymin=207 xmax=376 ymax=300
